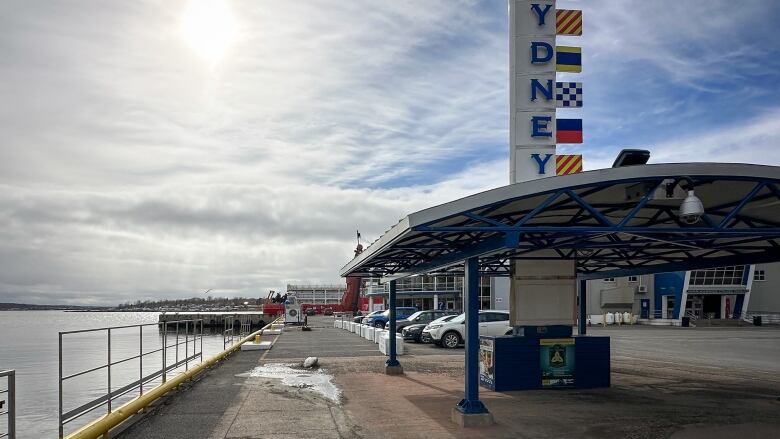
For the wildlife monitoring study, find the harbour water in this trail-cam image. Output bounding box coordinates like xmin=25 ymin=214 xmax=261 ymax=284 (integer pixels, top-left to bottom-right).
xmin=0 ymin=311 xmax=235 ymax=438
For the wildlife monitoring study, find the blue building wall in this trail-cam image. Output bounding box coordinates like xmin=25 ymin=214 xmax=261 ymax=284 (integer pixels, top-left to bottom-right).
xmin=653 ymin=272 xmax=684 ymax=318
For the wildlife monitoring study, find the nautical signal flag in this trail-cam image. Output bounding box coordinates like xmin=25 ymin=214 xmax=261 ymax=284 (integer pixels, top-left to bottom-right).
xmin=556 ymin=82 xmax=582 ymax=107
xmin=556 ymin=46 xmax=582 ymax=73
xmin=556 ymin=155 xmax=583 ymax=175
xmin=556 ymin=119 xmax=583 ymax=143
xmin=556 ymin=10 xmax=583 ymax=36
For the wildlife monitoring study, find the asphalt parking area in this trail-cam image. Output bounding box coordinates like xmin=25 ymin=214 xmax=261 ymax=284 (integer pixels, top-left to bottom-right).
xmin=263 ymin=315 xmax=461 ymax=359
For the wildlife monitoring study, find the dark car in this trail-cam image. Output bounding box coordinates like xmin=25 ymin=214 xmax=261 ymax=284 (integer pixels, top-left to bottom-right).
xmin=386 ymin=310 xmax=454 ymax=333
xmin=322 ymin=308 xmax=334 ymax=316
xmin=401 ymin=323 xmax=428 ymax=342
xmin=305 ymin=308 xmax=316 ymax=316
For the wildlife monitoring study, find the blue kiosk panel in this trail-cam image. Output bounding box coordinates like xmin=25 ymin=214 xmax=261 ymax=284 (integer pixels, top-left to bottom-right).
xmin=479 ymin=335 xmax=610 ymax=392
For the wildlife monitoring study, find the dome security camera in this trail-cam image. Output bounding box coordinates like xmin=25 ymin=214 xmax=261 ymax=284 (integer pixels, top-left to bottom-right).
xmin=679 ymin=190 xmax=704 ymax=225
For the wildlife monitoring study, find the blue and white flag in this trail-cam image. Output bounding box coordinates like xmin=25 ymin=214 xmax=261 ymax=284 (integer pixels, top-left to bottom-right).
xmin=556 ymin=81 xmax=582 ymax=108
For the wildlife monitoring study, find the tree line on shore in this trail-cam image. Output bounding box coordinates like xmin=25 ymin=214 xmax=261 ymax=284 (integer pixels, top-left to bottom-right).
xmin=116 ymin=296 xmax=264 ymax=310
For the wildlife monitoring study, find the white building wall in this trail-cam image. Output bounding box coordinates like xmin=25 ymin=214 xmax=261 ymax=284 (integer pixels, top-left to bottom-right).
xmin=747 ymin=263 xmax=780 ymax=312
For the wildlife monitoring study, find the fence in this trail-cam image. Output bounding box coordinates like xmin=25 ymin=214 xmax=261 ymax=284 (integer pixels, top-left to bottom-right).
xmin=221 ymin=314 xmax=253 ymax=349
xmin=58 ymin=319 xmax=203 ymax=438
xmin=0 ymin=370 xmax=14 ymax=439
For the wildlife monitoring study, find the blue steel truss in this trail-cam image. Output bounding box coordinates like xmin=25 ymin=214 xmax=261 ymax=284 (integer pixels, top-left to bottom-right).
xmin=349 ymin=174 xmax=780 ymax=280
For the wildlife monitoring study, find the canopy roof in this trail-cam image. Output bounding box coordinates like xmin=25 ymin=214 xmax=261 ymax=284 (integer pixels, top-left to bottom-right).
xmin=340 ymin=163 xmax=780 ymax=280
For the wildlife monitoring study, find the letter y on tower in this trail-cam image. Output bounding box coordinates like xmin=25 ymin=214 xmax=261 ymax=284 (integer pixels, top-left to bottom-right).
xmin=510 ymin=1 xmax=583 ymax=183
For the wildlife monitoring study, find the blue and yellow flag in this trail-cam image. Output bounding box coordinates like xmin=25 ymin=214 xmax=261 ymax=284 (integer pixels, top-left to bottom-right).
xmin=556 ymin=46 xmax=581 ymax=73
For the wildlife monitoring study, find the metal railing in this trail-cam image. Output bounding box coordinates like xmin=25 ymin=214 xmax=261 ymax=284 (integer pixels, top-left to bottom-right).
xmin=0 ymin=370 xmax=15 ymax=439
xmin=222 ymin=314 xmax=253 ymax=349
xmin=741 ymin=311 xmax=780 ymax=324
xmin=58 ymin=319 xmax=203 ymax=438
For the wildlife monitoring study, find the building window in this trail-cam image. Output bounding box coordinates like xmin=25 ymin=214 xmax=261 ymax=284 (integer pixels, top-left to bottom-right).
xmin=689 ymin=266 xmax=746 ymax=286
xmin=628 ymin=276 xmax=639 ymax=283
xmin=603 ymin=278 xmax=615 ymax=282
xmin=755 ymin=270 xmax=766 ymax=281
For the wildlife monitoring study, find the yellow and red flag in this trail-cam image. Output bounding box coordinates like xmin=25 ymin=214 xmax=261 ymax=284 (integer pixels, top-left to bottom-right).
xmin=557 ymin=10 xmax=582 ymax=36
xmin=556 ymin=155 xmax=583 ymax=175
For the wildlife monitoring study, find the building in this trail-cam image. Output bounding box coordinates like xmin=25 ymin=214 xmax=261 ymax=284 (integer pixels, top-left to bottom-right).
xmin=361 ymin=275 xmax=511 ymax=312
xmin=286 ymin=284 xmax=345 ymax=305
xmin=357 ymin=263 xmax=779 ymax=323
xmin=584 ymin=263 xmax=780 ymax=324
xmin=747 ymin=263 xmax=780 ymax=317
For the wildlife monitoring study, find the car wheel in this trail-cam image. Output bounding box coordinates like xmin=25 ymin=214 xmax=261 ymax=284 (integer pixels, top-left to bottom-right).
xmin=442 ymin=331 xmax=461 ymax=349
xmin=374 ymin=321 xmax=384 ymax=328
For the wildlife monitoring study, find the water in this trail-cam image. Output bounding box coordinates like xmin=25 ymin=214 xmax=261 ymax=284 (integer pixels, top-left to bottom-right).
xmin=0 ymin=311 xmax=237 ymax=438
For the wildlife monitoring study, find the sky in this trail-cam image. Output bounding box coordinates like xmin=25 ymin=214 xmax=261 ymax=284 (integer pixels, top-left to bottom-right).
xmin=1 ymin=0 xmax=779 ymax=305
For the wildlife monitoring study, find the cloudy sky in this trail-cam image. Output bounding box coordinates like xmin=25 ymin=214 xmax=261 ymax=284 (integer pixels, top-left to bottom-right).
xmin=1 ymin=0 xmax=779 ymax=305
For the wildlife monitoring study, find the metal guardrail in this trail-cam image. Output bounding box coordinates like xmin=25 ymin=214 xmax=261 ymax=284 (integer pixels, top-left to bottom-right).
xmin=58 ymin=319 xmax=203 ymax=438
xmin=221 ymin=314 xmax=254 ymax=349
xmin=741 ymin=311 xmax=780 ymax=324
xmin=0 ymin=370 xmax=15 ymax=439
xmin=63 ymin=318 xmax=281 ymax=439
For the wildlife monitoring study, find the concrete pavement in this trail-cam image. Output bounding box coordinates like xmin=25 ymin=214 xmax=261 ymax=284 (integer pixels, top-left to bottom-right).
xmin=117 ymin=317 xmax=780 ymax=439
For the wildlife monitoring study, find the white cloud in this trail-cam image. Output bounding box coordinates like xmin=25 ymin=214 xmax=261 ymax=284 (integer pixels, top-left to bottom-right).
xmin=0 ymin=0 xmax=778 ymax=304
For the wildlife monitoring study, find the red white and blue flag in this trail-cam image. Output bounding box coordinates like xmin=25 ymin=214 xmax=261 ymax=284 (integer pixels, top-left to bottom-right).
xmin=556 ymin=119 xmax=582 ymax=144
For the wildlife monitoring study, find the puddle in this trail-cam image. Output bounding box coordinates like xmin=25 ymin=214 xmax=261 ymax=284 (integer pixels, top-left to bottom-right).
xmin=244 ymin=363 xmax=341 ymax=402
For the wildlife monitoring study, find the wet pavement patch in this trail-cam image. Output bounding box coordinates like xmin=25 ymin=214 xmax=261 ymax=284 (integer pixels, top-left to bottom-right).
xmin=241 ymin=363 xmax=342 ymax=402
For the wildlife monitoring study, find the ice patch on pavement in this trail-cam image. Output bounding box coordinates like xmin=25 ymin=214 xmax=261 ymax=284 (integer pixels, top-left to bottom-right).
xmin=247 ymin=363 xmax=341 ymax=402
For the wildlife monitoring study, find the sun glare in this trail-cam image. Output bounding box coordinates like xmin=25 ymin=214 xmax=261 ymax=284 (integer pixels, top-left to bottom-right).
xmin=180 ymin=0 xmax=236 ymax=63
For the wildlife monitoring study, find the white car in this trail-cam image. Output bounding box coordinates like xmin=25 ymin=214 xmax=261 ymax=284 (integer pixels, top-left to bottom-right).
xmin=423 ymin=310 xmax=512 ymax=348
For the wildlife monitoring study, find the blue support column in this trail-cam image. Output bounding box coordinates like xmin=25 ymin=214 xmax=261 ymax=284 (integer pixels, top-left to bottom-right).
xmin=578 ymin=278 xmax=587 ymax=335
xmin=386 ymin=280 xmax=400 ymax=368
xmin=456 ymin=257 xmax=489 ymax=414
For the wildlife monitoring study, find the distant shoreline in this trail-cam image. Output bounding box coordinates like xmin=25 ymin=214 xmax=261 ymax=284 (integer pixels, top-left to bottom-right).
xmin=0 ymin=302 xmax=110 ymax=311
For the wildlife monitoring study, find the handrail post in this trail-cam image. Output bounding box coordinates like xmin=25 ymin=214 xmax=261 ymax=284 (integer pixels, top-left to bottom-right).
xmin=175 ymin=322 xmax=179 ymax=366
xmin=107 ymin=328 xmax=112 ymax=415
xmin=139 ymin=325 xmax=143 ymax=396
xmin=8 ymin=370 xmax=15 ymax=439
xmin=199 ymin=320 xmax=203 ymax=361
xmin=59 ymin=333 xmax=63 ymax=439
xmin=185 ymin=321 xmax=189 ymax=371
xmin=162 ymin=322 xmax=167 ymax=384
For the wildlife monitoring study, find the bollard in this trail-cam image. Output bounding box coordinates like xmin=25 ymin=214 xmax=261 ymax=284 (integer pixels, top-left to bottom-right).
xmin=255 ymin=334 xmax=262 ymax=344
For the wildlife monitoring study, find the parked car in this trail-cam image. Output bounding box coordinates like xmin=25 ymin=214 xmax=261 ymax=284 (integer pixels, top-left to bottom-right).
xmin=305 ymin=308 xmax=316 ymax=316
xmin=323 ymin=308 xmax=334 ymax=316
xmin=364 ymin=307 xmax=417 ymax=328
xmin=387 ymin=310 xmax=455 ymax=333
xmin=419 ymin=314 xmax=459 ymax=343
xmin=359 ymin=310 xmax=384 ymax=324
xmin=424 ymin=310 xmax=511 ymax=348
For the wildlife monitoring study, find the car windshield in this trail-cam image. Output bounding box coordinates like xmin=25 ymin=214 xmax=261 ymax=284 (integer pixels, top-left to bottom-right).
xmin=429 ymin=314 xmax=457 ymax=325
xmin=406 ymin=311 xmax=424 ymax=321
xmin=367 ymin=310 xmax=382 ymax=317
xmin=450 ymin=314 xmax=465 ymax=324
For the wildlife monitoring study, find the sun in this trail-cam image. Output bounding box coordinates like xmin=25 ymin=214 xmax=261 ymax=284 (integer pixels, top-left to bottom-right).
xmin=179 ymin=0 xmax=236 ymax=63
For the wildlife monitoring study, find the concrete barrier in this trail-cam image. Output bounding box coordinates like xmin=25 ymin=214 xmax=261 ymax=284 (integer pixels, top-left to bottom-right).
xmin=379 ymin=332 xmax=404 ymax=356
xmin=374 ymin=329 xmax=385 ymax=344
xmin=364 ymin=326 xmax=375 ymax=341
xmin=334 ymin=320 xmax=341 ymax=328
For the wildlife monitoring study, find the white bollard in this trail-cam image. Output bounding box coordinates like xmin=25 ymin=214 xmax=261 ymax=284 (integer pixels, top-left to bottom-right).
xmin=379 ymin=332 xmax=404 ymax=356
